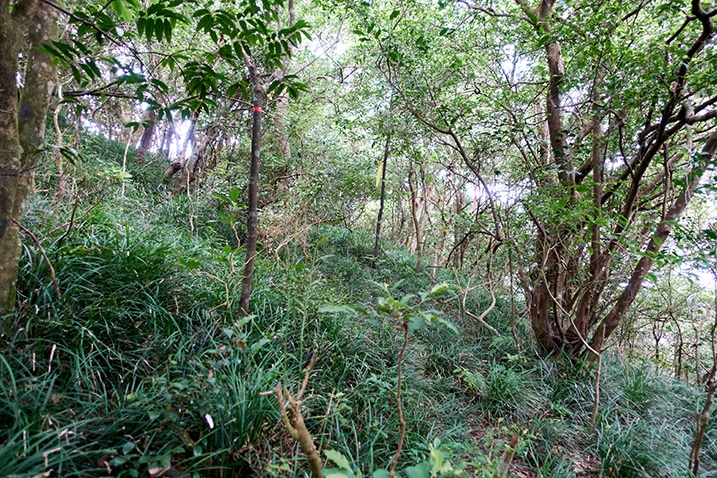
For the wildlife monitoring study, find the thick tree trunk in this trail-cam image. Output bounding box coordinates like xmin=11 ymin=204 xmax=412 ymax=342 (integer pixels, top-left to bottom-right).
xmin=0 ymin=0 xmax=57 ymax=335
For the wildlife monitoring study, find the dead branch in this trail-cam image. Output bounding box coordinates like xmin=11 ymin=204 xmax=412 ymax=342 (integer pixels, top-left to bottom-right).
xmin=388 ymin=323 xmax=409 ymax=478
xmin=270 ymin=350 xmax=323 ymax=478
xmin=13 ymin=220 xmax=61 ymax=300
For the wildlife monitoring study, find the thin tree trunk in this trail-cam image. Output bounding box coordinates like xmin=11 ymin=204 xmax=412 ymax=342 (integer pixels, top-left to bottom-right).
xmin=373 ymin=133 xmax=391 ymax=258
xmin=239 ymin=56 xmax=265 ymax=316
xmin=408 ymin=162 xmax=423 ymax=266
xmin=180 ymin=110 xmax=199 ymax=167
xmin=690 ymin=280 xmax=717 ymax=475
xmin=452 ymin=177 xmax=464 ymax=269
xmin=53 ymin=103 xmax=66 ymax=199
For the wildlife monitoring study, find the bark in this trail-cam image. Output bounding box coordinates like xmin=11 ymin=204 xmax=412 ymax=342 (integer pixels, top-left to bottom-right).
xmin=53 ymin=104 xmax=66 ymax=199
xmin=565 ymin=73 xmax=606 ymax=350
xmin=407 ymin=162 xmax=423 ymax=266
xmin=134 ymin=109 xmax=157 ymax=163
xmin=274 ymin=93 xmax=291 ymax=160
xmin=180 ymin=110 xmax=199 ymax=166
xmin=160 ymin=121 xmax=174 ymax=157
xmin=0 ymin=0 xmax=57 ymax=334
xmin=239 ymin=58 xmax=265 ymax=316
xmin=373 ymin=134 xmax=390 ymax=258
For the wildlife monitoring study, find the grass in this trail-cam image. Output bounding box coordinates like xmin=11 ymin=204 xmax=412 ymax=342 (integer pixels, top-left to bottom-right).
xmin=3 ymin=133 xmax=717 ymax=476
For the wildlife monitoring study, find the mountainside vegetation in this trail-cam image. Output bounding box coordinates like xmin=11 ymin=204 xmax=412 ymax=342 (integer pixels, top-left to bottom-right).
xmin=3 ymin=0 xmax=717 ymax=476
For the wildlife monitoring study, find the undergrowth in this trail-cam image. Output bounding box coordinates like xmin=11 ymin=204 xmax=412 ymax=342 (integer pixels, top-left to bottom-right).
xmin=2 ymin=134 xmax=717 ymax=477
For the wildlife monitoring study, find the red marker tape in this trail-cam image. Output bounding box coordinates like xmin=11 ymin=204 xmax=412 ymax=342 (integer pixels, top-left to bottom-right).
xmin=253 ymin=106 xmax=263 ymax=112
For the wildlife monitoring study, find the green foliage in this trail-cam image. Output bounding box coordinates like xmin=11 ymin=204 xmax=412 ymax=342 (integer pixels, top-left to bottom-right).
xmin=322 ymin=438 xmax=468 ymax=477
xmin=8 ymin=117 xmax=717 ymax=477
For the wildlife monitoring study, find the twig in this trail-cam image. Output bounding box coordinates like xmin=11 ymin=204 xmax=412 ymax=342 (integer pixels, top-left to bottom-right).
xmin=389 ymin=323 xmax=409 ymax=478
xmin=13 ymin=220 xmax=61 ymax=300
xmin=55 ymin=195 xmax=78 ymax=249
xmin=590 ymin=350 xmax=603 ymax=425
xmin=297 ymin=349 xmax=318 ymax=400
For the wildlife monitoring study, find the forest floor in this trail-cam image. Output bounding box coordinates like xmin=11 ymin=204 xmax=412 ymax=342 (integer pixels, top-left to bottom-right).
xmin=2 ymin=137 xmax=716 ymax=477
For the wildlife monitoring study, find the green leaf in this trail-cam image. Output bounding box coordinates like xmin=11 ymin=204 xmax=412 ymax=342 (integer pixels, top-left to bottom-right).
xmin=122 ymin=441 xmax=136 ymax=455
xmin=324 ymin=450 xmax=353 ymax=473
xmin=155 ymin=20 xmax=164 ymax=42
xmin=389 ymin=9 xmax=400 ymax=20
xmin=110 ymin=456 xmax=131 ymax=466
xmin=408 ymin=315 xmax=426 ymax=332
xmin=229 ymin=186 xmax=240 ymax=202
xmin=435 ymin=317 xmax=459 ymax=335
xmin=163 ymin=18 xmax=172 ymax=42
xmin=250 ymin=338 xmax=270 ymax=353
xmin=318 ymin=305 xmax=358 ymax=315
xmin=59 ymin=146 xmax=80 ymax=166
xmin=403 ymin=462 xmax=431 ymax=478
xmin=536 ymin=33 xmax=551 ymax=47
xmin=429 ymin=282 xmax=452 ymax=297
xmin=372 ymin=470 xmax=390 ymax=478
xmin=112 ymin=0 xmax=134 ymax=22
xmin=145 ymin=18 xmax=154 ymax=42
xmin=324 ymin=472 xmax=352 ymax=478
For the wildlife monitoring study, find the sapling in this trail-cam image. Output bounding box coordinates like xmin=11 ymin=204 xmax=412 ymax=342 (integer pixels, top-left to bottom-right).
xmin=374 ymin=282 xmax=457 ymax=477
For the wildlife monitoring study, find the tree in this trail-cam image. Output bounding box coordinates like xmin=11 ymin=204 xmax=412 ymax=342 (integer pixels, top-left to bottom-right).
xmin=351 ymin=0 xmax=717 ymax=358
xmin=512 ymin=0 xmax=717 ymax=356
xmin=0 ymin=0 xmax=59 ymax=333
xmin=189 ymin=0 xmax=308 ymax=315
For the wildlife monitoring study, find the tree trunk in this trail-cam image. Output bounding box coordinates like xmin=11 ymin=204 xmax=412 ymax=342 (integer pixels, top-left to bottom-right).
xmin=373 ymin=133 xmax=390 ymax=258
xmin=0 ymin=0 xmax=58 ymax=335
xmin=134 ymin=109 xmax=157 ymax=163
xmin=516 ymin=0 xmax=717 ymax=357
xmin=239 ymin=59 xmax=265 ymax=316
xmin=407 ymin=162 xmax=423 ymax=266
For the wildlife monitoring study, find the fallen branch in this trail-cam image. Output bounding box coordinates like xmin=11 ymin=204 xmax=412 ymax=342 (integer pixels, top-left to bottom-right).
xmin=269 ymin=350 xmax=323 ymax=478
xmin=497 ymin=432 xmax=520 ymax=477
